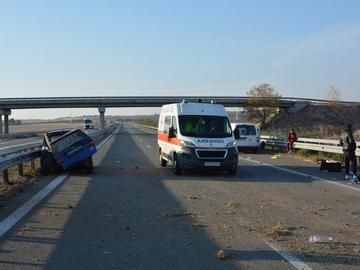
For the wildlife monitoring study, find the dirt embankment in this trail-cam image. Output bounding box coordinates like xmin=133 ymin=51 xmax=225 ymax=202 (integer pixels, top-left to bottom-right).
xmin=263 ymin=104 xmax=360 ymax=139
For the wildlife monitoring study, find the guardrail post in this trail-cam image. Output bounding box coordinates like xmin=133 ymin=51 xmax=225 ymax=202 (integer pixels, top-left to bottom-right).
xmin=2 ymin=169 xmax=11 ymax=185
xmin=18 ymin=163 xmax=24 ymax=176
xmin=31 ymin=159 xmax=35 ymax=172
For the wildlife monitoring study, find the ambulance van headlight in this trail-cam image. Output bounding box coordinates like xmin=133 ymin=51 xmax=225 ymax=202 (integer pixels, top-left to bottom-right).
xmin=180 ymin=140 xmax=195 ymax=148
xmin=226 ymin=140 xmax=236 ymax=148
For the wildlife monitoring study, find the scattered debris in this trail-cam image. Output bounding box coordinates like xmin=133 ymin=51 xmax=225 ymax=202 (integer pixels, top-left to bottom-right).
xmin=185 ymin=196 xmax=199 ymax=200
xmin=309 ymin=235 xmax=333 ymax=243
xmin=192 ymin=223 xmax=207 ymax=229
xmin=162 ymin=212 xmax=196 ymax=218
xmin=21 ymin=225 xmax=32 ymax=232
xmin=225 ymin=200 xmax=236 ymax=208
xmin=271 ymin=154 xmax=281 ymax=160
xmin=269 ymin=223 xmax=296 ymax=236
xmin=216 ymin=249 xmax=232 ymax=260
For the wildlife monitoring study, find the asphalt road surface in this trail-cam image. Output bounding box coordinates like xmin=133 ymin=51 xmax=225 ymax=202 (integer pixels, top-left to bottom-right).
xmin=0 ymin=122 xmax=359 ymax=270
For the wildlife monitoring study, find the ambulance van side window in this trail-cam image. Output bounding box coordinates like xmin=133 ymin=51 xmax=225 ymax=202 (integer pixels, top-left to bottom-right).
xmin=172 ymin=116 xmax=177 ymax=136
xmin=164 ymin=116 xmax=171 ymax=134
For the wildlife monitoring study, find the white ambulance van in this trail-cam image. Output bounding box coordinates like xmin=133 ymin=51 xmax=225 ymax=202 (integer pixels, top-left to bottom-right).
xmin=158 ymin=101 xmax=239 ymax=175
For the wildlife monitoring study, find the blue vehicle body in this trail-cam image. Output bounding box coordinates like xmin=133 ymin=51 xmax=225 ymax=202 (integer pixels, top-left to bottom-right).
xmin=49 ymin=129 xmax=96 ymax=170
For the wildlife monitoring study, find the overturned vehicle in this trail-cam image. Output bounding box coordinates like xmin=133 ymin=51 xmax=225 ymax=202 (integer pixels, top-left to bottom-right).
xmin=40 ymin=129 xmax=97 ymax=175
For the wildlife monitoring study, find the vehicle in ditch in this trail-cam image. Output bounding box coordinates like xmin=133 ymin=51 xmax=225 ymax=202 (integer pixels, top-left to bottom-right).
xmin=40 ymin=129 xmax=96 ymax=175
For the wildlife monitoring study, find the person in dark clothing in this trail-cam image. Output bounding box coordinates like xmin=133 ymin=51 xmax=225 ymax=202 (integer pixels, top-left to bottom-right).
xmin=286 ymin=129 xmax=297 ymax=153
xmin=339 ymin=124 xmax=358 ymax=183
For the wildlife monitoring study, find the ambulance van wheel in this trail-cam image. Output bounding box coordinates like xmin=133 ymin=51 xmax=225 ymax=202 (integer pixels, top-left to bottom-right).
xmin=173 ymin=154 xmax=183 ymax=175
xmin=228 ymin=167 xmax=237 ymax=175
xmin=159 ymin=149 xmax=167 ymax=167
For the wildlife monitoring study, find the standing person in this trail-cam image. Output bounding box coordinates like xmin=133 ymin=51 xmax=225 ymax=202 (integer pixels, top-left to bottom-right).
xmin=339 ymin=124 xmax=358 ymax=184
xmin=286 ymin=129 xmax=297 ymax=153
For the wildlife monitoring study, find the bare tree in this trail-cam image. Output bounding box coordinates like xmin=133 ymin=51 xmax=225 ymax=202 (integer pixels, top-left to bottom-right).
xmin=245 ymin=83 xmax=281 ymax=125
xmin=326 ymin=86 xmax=342 ymax=104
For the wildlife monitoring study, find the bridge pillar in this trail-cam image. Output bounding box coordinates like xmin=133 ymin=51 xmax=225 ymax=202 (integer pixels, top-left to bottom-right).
xmin=0 ymin=109 xmax=11 ymax=135
xmin=4 ymin=115 xmax=9 ymax=134
xmin=98 ymin=107 xmax=106 ymax=130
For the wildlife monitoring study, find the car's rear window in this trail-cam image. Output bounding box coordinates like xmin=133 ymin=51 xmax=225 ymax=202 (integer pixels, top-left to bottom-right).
xmin=51 ymin=130 xmax=90 ymax=153
xmin=236 ymin=125 xmax=257 ymax=136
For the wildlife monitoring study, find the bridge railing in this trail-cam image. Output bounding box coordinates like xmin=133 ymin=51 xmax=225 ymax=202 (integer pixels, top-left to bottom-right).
xmin=0 ymin=126 xmax=116 ymax=185
xmin=261 ymin=136 xmax=360 ymax=156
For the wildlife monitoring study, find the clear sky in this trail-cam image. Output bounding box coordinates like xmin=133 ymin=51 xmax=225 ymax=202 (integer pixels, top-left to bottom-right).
xmin=1 ymin=0 xmax=360 ymax=119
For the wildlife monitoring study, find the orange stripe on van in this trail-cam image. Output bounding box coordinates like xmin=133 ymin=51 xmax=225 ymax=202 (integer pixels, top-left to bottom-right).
xmin=158 ymin=131 xmax=180 ymax=146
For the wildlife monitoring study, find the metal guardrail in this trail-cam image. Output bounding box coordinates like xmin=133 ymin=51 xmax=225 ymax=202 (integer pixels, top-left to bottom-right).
xmin=0 ymin=141 xmax=43 ymax=160
xmin=261 ymin=135 xmax=360 ymax=156
xmin=0 ymin=131 xmax=44 ymax=139
xmin=0 ymin=127 xmax=116 ymax=185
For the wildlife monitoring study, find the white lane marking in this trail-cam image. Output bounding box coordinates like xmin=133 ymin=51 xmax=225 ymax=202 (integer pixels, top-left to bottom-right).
xmin=0 ymin=174 xmax=68 ymax=237
xmin=0 ymin=131 xmax=115 ymax=239
xmin=239 ymin=156 xmax=360 ymax=192
xmin=96 ymin=131 xmax=115 ymax=149
xmin=146 ymin=145 xmax=151 ymax=149
xmin=264 ymin=240 xmax=313 ymax=270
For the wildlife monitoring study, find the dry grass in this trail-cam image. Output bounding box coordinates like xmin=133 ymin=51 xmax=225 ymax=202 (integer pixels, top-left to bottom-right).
xmin=9 ymin=122 xmax=83 ymax=133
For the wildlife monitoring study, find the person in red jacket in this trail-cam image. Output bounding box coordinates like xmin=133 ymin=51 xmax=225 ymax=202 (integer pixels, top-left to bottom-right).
xmin=286 ymin=129 xmax=297 ymax=153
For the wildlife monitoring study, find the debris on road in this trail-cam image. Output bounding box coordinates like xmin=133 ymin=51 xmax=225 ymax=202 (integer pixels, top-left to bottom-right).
xmin=309 ymin=235 xmax=333 ymax=243
xmin=184 ymin=196 xmax=199 ymax=200
xmin=271 ymin=154 xmax=281 ymax=160
xmin=162 ymin=212 xmax=197 ymax=218
xmin=192 ymin=223 xmax=207 ymax=229
xmin=216 ymin=249 xmax=232 ymax=260
xmin=269 ymin=223 xmax=296 ymax=237
xmin=225 ymin=200 xmax=236 ymax=208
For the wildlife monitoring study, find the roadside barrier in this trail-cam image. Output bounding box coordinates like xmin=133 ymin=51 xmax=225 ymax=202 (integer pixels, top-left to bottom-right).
xmin=261 ymin=135 xmax=360 ymax=157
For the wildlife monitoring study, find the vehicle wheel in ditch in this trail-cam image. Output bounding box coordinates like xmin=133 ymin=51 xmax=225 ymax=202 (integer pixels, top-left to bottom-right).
xmin=85 ymin=157 xmax=93 ymax=173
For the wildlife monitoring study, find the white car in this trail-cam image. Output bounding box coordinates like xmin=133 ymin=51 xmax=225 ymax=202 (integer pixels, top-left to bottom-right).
xmin=231 ymin=123 xmax=260 ymax=153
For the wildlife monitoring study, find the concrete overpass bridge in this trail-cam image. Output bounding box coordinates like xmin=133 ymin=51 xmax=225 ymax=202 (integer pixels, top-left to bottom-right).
xmin=0 ymin=96 xmax=358 ymax=134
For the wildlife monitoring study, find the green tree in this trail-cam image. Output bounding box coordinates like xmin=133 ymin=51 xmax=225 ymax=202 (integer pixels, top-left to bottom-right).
xmin=245 ymin=83 xmax=280 ymax=125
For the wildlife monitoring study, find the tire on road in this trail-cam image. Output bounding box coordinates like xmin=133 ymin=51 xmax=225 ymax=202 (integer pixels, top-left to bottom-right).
xmin=159 ymin=149 xmax=167 ymax=167
xmin=173 ymin=154 xmax=183 ymax=175
xmin=228 ymin=166 xmax=238 ymax=175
